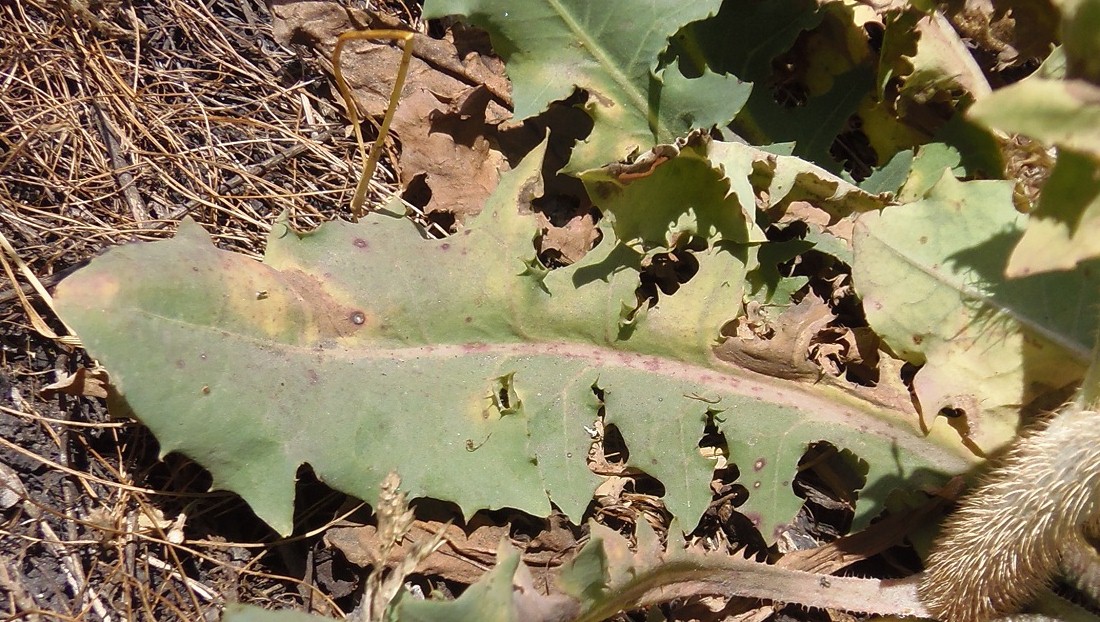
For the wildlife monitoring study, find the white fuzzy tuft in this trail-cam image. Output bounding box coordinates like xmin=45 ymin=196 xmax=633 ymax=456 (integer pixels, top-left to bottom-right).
xmin=919 ymin=407 xmax=1100 ymax=622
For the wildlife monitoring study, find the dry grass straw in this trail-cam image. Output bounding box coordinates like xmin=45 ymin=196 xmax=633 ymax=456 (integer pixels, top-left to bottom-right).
xmin=0 ymin=0 xmax=403 ymax=278
xmin=0 ymin=0 xmax=416 ymax=618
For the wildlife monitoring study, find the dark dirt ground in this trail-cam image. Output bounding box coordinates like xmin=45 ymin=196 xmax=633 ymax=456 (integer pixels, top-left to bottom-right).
xmin=0 ymin=1 xmax=940 ymax=620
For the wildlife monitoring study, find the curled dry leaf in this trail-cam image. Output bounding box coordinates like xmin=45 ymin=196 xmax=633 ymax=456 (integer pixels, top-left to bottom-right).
xmin=326 ymin=515 xmax=578 ymax=589
xmin=716 ymin=295 xmax=836 ymax=381
xmin=41 ymin=366 xmax=110 ymax=399
xmin=943 ymin=0 xmax=1059 ymax=71
xmin=809 ymin=325 xmax=881 ymax=383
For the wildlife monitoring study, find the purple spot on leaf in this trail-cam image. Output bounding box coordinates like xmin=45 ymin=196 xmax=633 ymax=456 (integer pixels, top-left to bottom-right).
xmin=353 ymin=238 xmax=368 ymax=249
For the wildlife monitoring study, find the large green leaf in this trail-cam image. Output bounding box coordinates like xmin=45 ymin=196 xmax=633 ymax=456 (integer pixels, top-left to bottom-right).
xmin=55 ymin=141 xmax=973 ymax=539
xmin=852 ymin=172 xmax=1097 ymax=453
xmin=421 ymin=0 xmax=752 ymax=172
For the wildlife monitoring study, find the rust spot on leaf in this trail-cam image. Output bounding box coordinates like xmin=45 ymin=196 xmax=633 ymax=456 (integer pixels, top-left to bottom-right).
xmin=912 ymin=334 xmax=923 ymax=345
xmin=277 ymin=269 xmax=375 ymax=339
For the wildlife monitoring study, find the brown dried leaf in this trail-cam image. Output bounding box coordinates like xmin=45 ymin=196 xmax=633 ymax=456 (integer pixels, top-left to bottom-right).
xmin=270 ymin=0 xmax=510 ymax=219
xmin=325 ymin=516 xmax=577 ymax=587
xmin=716 ymin=295 xmax=835 ymax=381
xmin=536 ymin=211 xmax=600 ymax=266
xmin=809 ymin=325 xmax=881 ymax=381
xmin=41 ymin=366 xmax=110 ymax=399
xmin=775 ymin=200 xmax=855 ymax=247
xmin=393 ymin=88 xmax=506 ymax=219
xmin=946 ymin=0 xmax=1059 ymax=71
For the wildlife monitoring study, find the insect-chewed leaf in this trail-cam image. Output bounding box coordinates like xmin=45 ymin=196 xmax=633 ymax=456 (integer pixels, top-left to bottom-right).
xmin=55 ymin=139 xmax=973 ymax=537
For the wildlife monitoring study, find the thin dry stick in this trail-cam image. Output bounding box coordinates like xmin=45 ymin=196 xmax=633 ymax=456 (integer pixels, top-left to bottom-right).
xmin=0 ymin=228 xmax=80 ymax=345
xmin=0 ymin=557 xmax=43 ymax=621
xmin=332 ymin=29 xmax=415 ymax=219
xmin=37 ymin=519 xmax=113 ymax=622
xmin=91 ymin=101 xmax=151 ymax=224
xmin=143 ymin=555 xmax=220 ymax=602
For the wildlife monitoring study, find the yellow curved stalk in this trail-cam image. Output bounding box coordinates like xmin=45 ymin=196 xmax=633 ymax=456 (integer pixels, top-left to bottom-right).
xmin=333 ymin=29 xmax=415 ymax=219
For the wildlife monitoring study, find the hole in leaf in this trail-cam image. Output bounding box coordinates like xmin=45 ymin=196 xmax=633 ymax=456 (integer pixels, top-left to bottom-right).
xmin=690 ymin=413 xmax=771 ymax=558
xmin=532 ymin=194 xmax=602 ymax=269
xmin=424 ymin=209 xmax=457 ymax=235
xmin=627 ymin=471 xmax=667 ymax=499
xmin=637 ymin=245 xmax=702 ymax=307
xmin=497 ymin=89 xmax=594 ymax=170
xmin=783 ymin=442 xmax=868 ymax=549
xmin=829 ymin=114 xmax=877 ymax=181
xmin=402 ymin=173 xmax=432 ymax=209
xmin=489 ymin=373 xmax=520 ymax=416
xmin=590 ymin=382 xmax=605 ymax=403
xmin=698 ymin=409 xmax=729 ymax=458
xmin=601 ymin=423 xmax=629 ymax=466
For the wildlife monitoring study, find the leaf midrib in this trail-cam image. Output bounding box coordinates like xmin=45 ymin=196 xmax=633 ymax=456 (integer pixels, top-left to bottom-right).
xmin=121 ymin=307 xmax=972 ymax=470
xmin=547 ymin=0 xmax=658 ymax=138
